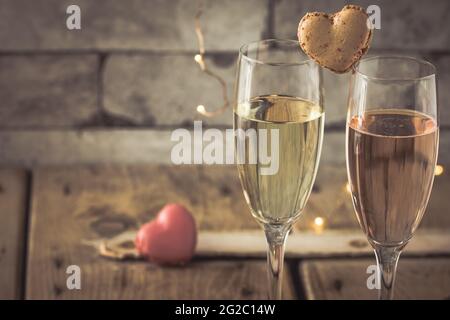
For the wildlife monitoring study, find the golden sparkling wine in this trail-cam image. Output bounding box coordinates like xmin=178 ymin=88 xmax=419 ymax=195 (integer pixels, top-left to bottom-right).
xmin=234 ymin=95 xmax=324 ymax=225
xmin=347 ymin=109 xmax=439 ymax=246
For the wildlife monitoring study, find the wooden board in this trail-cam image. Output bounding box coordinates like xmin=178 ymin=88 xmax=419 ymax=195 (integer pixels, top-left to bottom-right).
xmin=27 ymin=258 xmax=295 ymax=300
xmin=300 ymin=258 xmax=450 ymax=300
xmin=29 ymin=165 xmax=258 ymax=233
xmin=26 ymin=164 xmax=450 ymax=299
xmin=26 ymin=163 xmax=450 ymax=234
xmin=26 ymin=165 xmax=296 ymax=299
xmin=98 ymin=229 xmax=450 ymax=259
xmin=197 ymin=230 xmax=450 ymax=258
xmin=0 ymin=169 xmax=28 ymax=299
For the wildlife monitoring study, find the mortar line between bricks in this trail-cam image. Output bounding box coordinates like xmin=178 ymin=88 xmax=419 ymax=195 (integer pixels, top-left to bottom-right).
xmin=262 ymin=0 xmax=276 ymax=39
xmin=18 ymin=170 xmax=33 ymax=300
xmin=0 ymin=126 xmax=449 ymax=132
xmin=97 ymin=53 xmax=107 ymax=122
xmin=0 ymin=49 xmax=241 ymax=56
xmin=2 ymin=48 xmax=450 ymax=56
xmin=288 ymin=259 xmax=307 ymax=300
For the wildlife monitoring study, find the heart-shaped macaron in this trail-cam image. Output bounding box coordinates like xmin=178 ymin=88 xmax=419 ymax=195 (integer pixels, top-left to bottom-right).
xmin=135 ymin=204 xmax=197 ymax=265
xmin=298 ymin=5 xmax=372 ymax=73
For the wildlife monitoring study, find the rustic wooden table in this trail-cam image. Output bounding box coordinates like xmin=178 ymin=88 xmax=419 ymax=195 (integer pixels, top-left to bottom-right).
xmin=1 ymin=164 xmax=449 ymax=300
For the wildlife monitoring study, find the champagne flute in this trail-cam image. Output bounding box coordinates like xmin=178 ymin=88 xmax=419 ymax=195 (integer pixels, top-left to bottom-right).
xmin=346 ymin=56 xmax=439 ymax=299
xmin=234 ymin=39 xmax=324 ymax=299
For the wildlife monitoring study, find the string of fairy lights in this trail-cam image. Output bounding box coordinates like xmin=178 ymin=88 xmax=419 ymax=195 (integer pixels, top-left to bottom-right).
xmin=192 ymin=1 xmax=445 ymax=233
xmin=194 ymin=0 xmax=230 ymax=117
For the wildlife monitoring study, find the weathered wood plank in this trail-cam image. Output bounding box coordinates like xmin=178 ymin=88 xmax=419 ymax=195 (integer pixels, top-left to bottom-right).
xmin=28 ymin=165 xmax=257 ymax=232
xmin=198 ymin=230 xmax=450 ymax=258
xmin=101 ymin=229 xmax=450 ymax=259
xmin=25 ymin=164 xmax=450 ymax=298
xmin=0 ymin=169 xmax=28 ymax=299
xmin=6 ymin=161 xmax=448 ymax=231
xmin=198 ymin=166 xmax=257 ymax=230
xmin=300 ymin=258 xmax=450 ymax=300
xmin=27 ymin=165 xmax=296 ymax=299
xmin=28 ymin=258 xmax=294 ymax=300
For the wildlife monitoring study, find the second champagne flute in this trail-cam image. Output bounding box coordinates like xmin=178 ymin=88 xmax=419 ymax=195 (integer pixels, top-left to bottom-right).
xmin=346 ymin=56 xmax=439 ymax=299
xmin=234 ymin=39 xmax=324 ymax=299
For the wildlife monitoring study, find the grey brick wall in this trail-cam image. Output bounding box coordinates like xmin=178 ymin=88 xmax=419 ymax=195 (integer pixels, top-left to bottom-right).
xmin=0 ymin=0 xmax=449 ymax=165
xmin=0 ymin=54 xmax=98 ymax=128
xmin=0 ymin=0 xmax=268 ymax=51
xmin=275 ymin=0 xmax=450 ymax=51
xmin=103 ymin=53 xmax=235 ymax=127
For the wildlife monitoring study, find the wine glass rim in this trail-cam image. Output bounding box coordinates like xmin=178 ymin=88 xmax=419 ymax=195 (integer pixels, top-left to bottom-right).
xmin=239 ymin=39 xmax=312 ymax=66
xmin=353 ymin=55 xmax=437 ymax=81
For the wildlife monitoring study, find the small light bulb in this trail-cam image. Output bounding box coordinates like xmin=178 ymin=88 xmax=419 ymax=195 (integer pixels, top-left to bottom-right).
xmin=314 ymin=217 xmax=324 ymax=227
xmin=435 ymin=165 xmax=444 ymax=176
xmin=197 ymin=105 xmax=206 ymax=113
xmin=345 ymin=182 xmax=351 ymax=194
xmin=194 ymin=54 xmax=203 ymax=63
xmin=313 ymin=216 xmax=325 ymax=234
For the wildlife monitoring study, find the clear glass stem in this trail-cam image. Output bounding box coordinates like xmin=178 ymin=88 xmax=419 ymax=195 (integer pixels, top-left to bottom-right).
xmin=264 ymin=224 xmax=291 ymax=300
xmin=374 ymin=245 xmax=402 ymax=300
